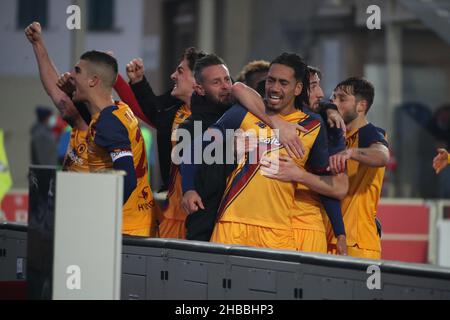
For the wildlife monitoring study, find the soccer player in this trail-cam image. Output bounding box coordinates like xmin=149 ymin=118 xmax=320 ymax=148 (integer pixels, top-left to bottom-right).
xmin=205 ymin=53 xmax=344 ymax=251
xmin=252 ymin=66 xmax=349 ymax=254
xmin=235 ymin=60 xmax=270 ymax=90
xmin=328 ymin=77 xmax=389 ymax=259
xmin=180 ymin=54 xmax=309 ymax=241
xmin=125 ymin=53 xmax=194 ymax=191
xmin=147 ymin=48 xmax=206 ymax=239
xmin=60 ymin=51 xmax=156 ymax=237
xmin=25 ymin=22 xmax=89 ymax=172
xmin=433 ymin=148 xmax=450 ymax=174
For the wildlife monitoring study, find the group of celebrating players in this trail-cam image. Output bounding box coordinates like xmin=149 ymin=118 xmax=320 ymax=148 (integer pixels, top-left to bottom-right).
xmin=26 ymin=20 xmax=445 ymax=261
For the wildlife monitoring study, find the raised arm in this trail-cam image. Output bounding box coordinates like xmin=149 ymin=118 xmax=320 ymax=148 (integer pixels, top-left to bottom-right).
xmin=25 ymin=22 xmax=69 ymax=108
xmin=126 ymin=59 xmax=181 ymax=124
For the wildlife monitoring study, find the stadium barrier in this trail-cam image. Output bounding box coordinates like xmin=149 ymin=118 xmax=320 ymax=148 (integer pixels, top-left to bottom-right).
xmin=1 ymin=222 xmax=450 ymax=300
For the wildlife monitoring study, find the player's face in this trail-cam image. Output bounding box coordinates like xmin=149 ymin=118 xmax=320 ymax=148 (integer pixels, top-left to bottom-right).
xmin=308 ymin=73 xmax=324 ymax=113
xmin=170 ymin=58 xmax=195 ymax=102
xmin=265 ymin=63 xmax=302 ymax=115
xmin=332 ymin=87 xmax=358 ymax=124
xmin=198 ymin=64 xmax=233 ymax=106
xmin=71 ymin=60 xmax=91 ymax=103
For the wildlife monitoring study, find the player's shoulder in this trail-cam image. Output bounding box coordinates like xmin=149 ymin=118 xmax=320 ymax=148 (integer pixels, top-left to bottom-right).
xmin=358 ymin=123 xmax=388 ymax=148
xmin=214 ymin=103 xmax=249 ymax=130
xmin=359 ymin=123 xmax=387 ymax=140
xmin=96 ymin=105 xmax=120 ymax=128
xmin=298 ymin=108 xmax=324 ymax=131
xmin=227 ymin=103 xmax=249 ymax=117
xmin=360 ymin=122 xmax=386 ymax=136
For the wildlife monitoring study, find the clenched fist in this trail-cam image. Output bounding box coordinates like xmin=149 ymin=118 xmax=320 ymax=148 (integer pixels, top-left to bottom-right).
xmin=57 ymin=72 xmax=75 ymax=97
xmin=126 ymin=58 xmax=145 ymax=84
xmin=25 ymin=22 xmax=42 ymax=44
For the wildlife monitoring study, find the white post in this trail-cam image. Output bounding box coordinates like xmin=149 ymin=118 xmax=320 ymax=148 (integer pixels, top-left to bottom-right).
xmin=52 ymin=172 xmax=123 ymax=300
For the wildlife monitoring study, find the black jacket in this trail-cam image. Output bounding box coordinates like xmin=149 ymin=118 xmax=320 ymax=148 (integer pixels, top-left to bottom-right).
xmin=130 ymin=76 xmax=183 ymax=190
xmin=179 ymin=93 xmax=235 ymax=241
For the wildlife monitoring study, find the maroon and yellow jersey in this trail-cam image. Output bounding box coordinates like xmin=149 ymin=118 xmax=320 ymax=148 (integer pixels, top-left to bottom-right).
xmin=62 ymin=128 xmax=89 ymax=172
xmin=163 ymin=104 xmax=192 ymax=221
xmin=327 ymin=123 xmax=388 ymax=251
xmin=214 ymin=104 xmax=329 ymax=231
xmin=87 ymin=101 xmax=155 ymax=236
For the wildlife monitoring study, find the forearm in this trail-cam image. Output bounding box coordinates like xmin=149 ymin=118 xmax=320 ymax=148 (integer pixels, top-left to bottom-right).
xmin=130 ymin=76 xmax=160 ymax=121
xmin=298 ymin=172 xmax=348 ymax=200
xmin=32 ymin=41 xmax=63 ymax=102
xmin=232 ymin=82 xmax=277 ymax=128
xmin=350 ymin=147 xmax=389 ymax=167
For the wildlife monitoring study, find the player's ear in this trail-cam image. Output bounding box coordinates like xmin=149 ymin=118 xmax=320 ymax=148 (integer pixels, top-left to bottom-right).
xmin=294 ymin=81 xmax=303 ymax=97
xmin=88 ymin=75 xmax=99 ymax=88
xmin=356 ymin=100 xmax=368 ymax=114
xmin=194 ymin=83 xmax=206 ymax=96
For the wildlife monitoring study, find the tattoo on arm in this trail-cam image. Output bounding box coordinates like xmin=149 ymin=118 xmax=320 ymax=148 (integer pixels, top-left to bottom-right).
xmin=357 ymin=149 xmax=367 ymax=157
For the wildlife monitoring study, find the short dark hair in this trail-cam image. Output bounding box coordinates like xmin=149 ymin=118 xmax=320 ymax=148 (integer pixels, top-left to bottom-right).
xmin=193 ymin=54 xmax=226 ymax=84
xmin=270 ymin=52 xmax=309 ymax=108
xmin=236 ymin=60 xmax=270 ymax=84
xmin=80 ymin=50 xmax=118 ymax=88
xmin=334 ymin=77 xmax=375 ymax=113
xmin=307 ymin=66 xmax=322 ymax=80
xmin=181 ymin=47 xmax=207 ymax=72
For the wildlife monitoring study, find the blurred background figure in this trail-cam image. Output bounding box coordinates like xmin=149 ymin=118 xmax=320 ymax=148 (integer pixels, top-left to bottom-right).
xmin=0 ymin=129 xmax=12 ymax=215
xmin=30 ymin=106 xmax=58 ymax=166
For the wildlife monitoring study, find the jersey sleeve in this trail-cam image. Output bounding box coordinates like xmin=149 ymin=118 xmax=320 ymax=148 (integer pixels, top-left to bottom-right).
xmin=305 ymin=117 xmax=330 ymax=175
xmin=320 ymin=195 xmax=345 ymax=237
xmin=359 ymin=124 xmax=389 ymax=149
xmin=327 ymin=126 xmax=346 ymax=155
xmin=94 ymin=109 xmax=132 ymax=153
xmin=211 ymin=103 xmax=248 ymax=133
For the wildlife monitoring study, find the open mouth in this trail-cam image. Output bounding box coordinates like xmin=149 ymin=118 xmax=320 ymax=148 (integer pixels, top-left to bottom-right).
xmin=267 ymin=93 xmax=282 ymax=105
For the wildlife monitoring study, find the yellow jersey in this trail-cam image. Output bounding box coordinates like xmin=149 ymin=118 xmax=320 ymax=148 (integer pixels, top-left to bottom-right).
xmin=163 ymin=104 xmax=192 ymax=221
xmin=87 ymin=101 xmax=156 ymax=236
xmin=327 ymin=123 xmax=388 ymax=251
xmin=62 ymin=128 xmax=89 ymax=172
xmin=215 ymin=105 xmax=330 ymax=231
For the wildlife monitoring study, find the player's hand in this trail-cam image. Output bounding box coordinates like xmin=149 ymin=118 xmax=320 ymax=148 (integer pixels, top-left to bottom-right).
xmin=181 ymin=190 xmax=205 ymax=215
xmin=57 ymin=72 xmax=75 ymax=97
xmin=272 ymin=117 xmax=307 ymax=159
xmin=328 ymin=149 xmax=353 ymax=175
xmin=260 ymin=155 xmax=304 ymax=183
xmin=336 ymin=235 xmax=348 ymax=256
xmin=326 ymin=108 xmax=346 ymax=132
xmin=25 ymin=22 xmax=42 ymax=44
xmin=234 ymin=130 xmax=258 ymax=163
xmin=433 ymin=148 xmax=449 ymax=174
xmin=126 ymin=58 xmax=145 ymax=84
